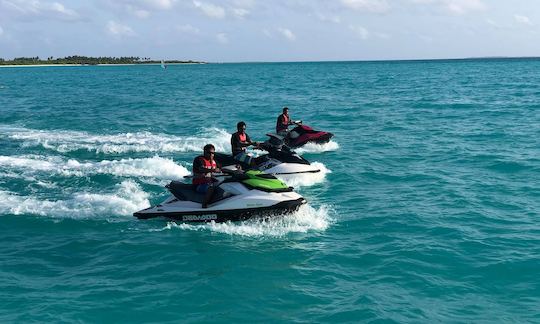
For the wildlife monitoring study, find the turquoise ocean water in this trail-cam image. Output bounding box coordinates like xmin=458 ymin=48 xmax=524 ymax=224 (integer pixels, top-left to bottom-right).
xmin=0 ymin=60 xmax=539 ymax=322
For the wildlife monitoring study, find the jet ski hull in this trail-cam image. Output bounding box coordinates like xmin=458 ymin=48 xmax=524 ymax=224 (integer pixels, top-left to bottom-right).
xmin=134 ymin=197 xmax=306 ymax=223
xmin=289 ymin=132 xmax=334 ymax=148
xmin=285 ymin=124 xmax=334 ymax=148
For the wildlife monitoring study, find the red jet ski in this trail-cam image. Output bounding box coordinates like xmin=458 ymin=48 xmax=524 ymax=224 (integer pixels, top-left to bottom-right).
xmin=284 ymin=124 xmax=334 ymax=148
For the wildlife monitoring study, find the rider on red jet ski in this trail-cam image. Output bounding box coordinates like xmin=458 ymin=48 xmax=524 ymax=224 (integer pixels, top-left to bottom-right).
xmin=276 ymin=107 xmax=297 ymax=137
xmin=275 ymin=106 xmax=333 ymax=148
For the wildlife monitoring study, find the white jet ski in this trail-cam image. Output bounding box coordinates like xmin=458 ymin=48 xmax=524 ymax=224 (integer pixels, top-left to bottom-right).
xmin=214 ymin=134 xmax=320 ymax=176
xmin=134 ymin=170 xmax=306 ymax=223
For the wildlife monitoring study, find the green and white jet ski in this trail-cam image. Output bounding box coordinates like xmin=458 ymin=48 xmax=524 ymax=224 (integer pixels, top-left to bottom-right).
xmin=134 ymin=170 xmax=306 ymax=223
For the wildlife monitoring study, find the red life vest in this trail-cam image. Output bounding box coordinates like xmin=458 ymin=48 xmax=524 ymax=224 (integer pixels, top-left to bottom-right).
xmin=276 ymin=114 xmax=290 ymax=132
xmin=192 ymin=156 xmax=217 ymax=185
xmin=239 ymin=133 xmax=246 ymax=142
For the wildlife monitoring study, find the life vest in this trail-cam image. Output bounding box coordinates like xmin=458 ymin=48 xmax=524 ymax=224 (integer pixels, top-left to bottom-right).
xmin=192 ymin=156 xmax=217 ymax=185
xmin=232 ymin=132 xmax=247 ymax=155
xmin=276 ymin=114 xmax=290 ymax=132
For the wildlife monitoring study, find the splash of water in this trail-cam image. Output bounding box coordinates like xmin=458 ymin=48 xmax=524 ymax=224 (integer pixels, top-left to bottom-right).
xmin=0 ymin=180 xmax=150 ymax=219
xmin=276 ymin=162 xmax=331 ymax=188
xmin=0 ymin=126 xmax=231 ymax=154
xmin=0 ymin=155 xmax=189 ymax=180
xmin=154 ymin=204 xmax=333 ymax=237
xmin=294 ymin=141 xmax=339 ymax=154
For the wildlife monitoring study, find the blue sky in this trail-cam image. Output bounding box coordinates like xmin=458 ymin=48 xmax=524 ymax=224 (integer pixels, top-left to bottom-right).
xmin=0 ymin=0 xmax=539 ymax=62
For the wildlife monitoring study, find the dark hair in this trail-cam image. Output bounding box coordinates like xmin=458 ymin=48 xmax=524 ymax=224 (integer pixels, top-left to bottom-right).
xmin=237 ymin=121 xmax=246 ymax=130
xmin=203 ymin=144 xmax=215 ymax=153
xmin=283 ymin=107 xmax=289 ymax=113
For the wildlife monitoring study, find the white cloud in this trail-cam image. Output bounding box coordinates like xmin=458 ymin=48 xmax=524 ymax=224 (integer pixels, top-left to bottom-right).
xmin=193 ymin=1 xmax=226 ymax=19
xmin=277 ymin=27 xmax=296 ymax=41
xmin=315 ymin=13 xmax=341 ymax=24
xmin=216 ymin=32 xmax=228 ymax=43
xmin=1 ymin=0 xmax=80 ymax=20
xmin=231 ymin=8 xmax=249 ymax=19
xmin=410 ymin=0 xmax=486 ymax=15
xmin=514 ymin=14 xmax=532 ymax=26
xmin=49 ymin=2 xmax=77 ymax=17
xmin=262 ymin=28 xmax=272 ymax=38
xmin=341 ymin=0 xmax=390 ymax=13
xmin=349 ymin=25 xmax=370 ymax=39
xmin=142 ymin=0 xmax=174 ymax=10
xmin=485 ymin=18 xmax=497 ymax=26
xmin=106 ymin=21 xmax=136 ymax=37
xmin=231 ymin=0 xmax=254 ymax=8
xmin=128 ymin=7 xmax=150 ymax=18
xmin=445 ymin=0 xmax=485 ymax=14
xmin=108 ymin=0 xmax=175 ymax=18
xmin=177 ymin=24 xmax=200 ymax=34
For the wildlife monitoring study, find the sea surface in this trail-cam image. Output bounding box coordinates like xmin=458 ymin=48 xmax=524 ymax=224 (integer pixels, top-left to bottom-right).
xmin=0 ymin=60 xmax=539 ymax=322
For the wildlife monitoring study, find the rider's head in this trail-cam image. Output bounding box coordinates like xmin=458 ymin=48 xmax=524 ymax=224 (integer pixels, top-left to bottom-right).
xmin=283 ymin=107 xmax=289 ymax=115
xmin=237 ymin=121 xmax=246 ymax=132
xmin=203 ymin=144 xmax=215 ymax=159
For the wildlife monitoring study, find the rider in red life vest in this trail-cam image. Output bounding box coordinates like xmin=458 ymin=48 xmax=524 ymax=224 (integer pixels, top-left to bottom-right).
xmin=276 ymin=106 xmax=295 ymax=136
xmin=231 ymin=121 xmax=258 ymax=167
xmin=192 ymin=144 xmax=221 ymax=208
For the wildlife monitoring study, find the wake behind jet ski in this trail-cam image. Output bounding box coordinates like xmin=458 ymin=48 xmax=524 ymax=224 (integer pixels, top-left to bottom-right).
xmin=214 ymin=134 xmax=321 ymax=176
xmin=134 ymin=170 xmax=306 ymax=223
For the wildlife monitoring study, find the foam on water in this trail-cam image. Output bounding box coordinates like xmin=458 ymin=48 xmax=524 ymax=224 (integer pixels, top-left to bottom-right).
xmin=155 ymin=204 xmax=333 ymax=237
xmin=294 ymin=140 xmax=339 ymax=154
xmin=0 ymin=180 xmax=150 ymax=219
xmin=276 ymin=162 xmax=331 ymax=188
xmin=0 ymin=155 xmax=189 ymax=180
xmin=0 ymin=126 xmax=231 ymax=154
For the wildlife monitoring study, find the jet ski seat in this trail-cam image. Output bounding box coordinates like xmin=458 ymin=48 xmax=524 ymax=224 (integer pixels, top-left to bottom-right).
xmin=166 ymin=181 xmax=228 ymax=204
xmin=214 ymin=152 xmax=250 ymax=170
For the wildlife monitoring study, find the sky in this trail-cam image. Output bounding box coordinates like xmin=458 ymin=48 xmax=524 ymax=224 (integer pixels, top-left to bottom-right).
xmin=0 ymin=0 xmax=539 ymax=62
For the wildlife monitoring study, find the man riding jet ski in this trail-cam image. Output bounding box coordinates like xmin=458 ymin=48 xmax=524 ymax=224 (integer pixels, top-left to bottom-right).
xmin=216 ymin=132 xmax=321 ymax=176
xmin=276 ymin=107 xmax=333 ymax=148
xmin=133 ymin=169 xmax=306 ymax=223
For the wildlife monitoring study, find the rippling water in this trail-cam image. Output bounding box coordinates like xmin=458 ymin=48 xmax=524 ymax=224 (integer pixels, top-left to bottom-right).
xmin=0 ymin=60 xmax=539 ymax=322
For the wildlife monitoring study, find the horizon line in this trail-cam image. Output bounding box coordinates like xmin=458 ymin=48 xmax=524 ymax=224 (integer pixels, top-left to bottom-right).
xmin=2 ymin=55 xmax=540 ymax=66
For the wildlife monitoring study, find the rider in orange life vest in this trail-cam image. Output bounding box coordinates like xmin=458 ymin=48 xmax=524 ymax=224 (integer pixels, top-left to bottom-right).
xmin=231 ymin=121 xmax=259 ymax=167
xmin=192 ymin=144 xmax=221 ymax=208
xmin=276 ymin=106 xmax=295 ymax=136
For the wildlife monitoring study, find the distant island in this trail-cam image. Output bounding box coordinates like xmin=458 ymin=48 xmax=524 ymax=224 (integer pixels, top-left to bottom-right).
xmin=0 ymin=56 xmax=205 ymax=66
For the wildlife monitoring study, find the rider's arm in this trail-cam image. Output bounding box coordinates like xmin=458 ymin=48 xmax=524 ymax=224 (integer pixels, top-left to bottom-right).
xmin=193 ymin=157 xmax=205 ymax=173
xmin=288 ymin=117 xmax=295 ymax=125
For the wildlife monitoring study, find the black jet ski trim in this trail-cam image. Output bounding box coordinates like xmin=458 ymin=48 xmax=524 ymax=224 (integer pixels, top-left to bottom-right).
xmin=134 ymin=198 xmax=306 ymax=223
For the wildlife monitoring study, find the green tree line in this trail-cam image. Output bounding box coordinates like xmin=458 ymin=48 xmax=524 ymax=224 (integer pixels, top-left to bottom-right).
xmin=0 ymin=56 xmax=202 ymax=65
